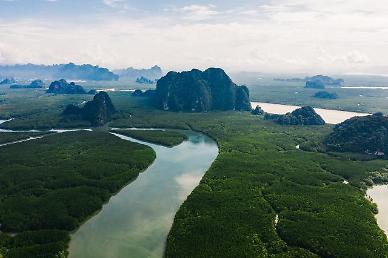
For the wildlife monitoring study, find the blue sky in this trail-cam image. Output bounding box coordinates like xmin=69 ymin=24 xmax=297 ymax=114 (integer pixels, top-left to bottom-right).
xmin=1 ymin=0 xmax=388 ymax=74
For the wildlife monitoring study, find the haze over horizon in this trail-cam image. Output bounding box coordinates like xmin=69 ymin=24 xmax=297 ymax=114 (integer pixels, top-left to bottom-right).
xmin=1 ymin=0 xmax=388 ymax=75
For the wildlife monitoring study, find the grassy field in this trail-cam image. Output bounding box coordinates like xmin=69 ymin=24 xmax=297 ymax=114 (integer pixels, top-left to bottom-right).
xmin=0 ymin=131 xmax=155 ymax=258
xmin=112 ymin=129 xmax=187 ymax=147
xmin=111 ymin=108 xmax=388 ymax=257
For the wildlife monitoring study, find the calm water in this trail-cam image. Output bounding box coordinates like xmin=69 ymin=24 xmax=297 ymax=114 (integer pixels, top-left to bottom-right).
xmin=367 ymin=186 xmax=388 ymax=235
xmin=68 ymin=130 xmax=218 ymax=258
xmin=251 ymin=102 xmax=370 ymax=124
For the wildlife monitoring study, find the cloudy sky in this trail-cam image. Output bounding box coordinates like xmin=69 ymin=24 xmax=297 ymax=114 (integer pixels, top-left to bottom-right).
xmin=0 ymin=0 xmax=387 ymax=74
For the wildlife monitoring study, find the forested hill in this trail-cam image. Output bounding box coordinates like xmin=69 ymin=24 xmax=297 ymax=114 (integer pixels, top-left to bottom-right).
xmin=154 ymin=68 xmax=252 ymax=112
xmin=325 ymin=113 xmax=388 ymax=157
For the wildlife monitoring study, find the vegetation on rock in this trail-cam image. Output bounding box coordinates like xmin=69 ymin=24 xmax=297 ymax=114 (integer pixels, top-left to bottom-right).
xmin=10 ymin=80 xmax=44 ymax=89
xmin=313 ymin=91 xmax=338 ymax=99
xmin=265 ymin=106 xmax=325 ymax=125
xmin=154 ymin=68 xmax=252 ymax=112
xmin=47 ymin=79 xmax=87 ymax=94
xmin=325 ymin=113 xmax=388 ymax=157
xmin=305 ymin=75 xmax=344 ymax=89
xmin=251 ymin=105 xmax=264 ymax=115
xmin=136 ymin=76 xmax=155 ymax=85
xmin=62 ymin=92 xmax=116 ymax=126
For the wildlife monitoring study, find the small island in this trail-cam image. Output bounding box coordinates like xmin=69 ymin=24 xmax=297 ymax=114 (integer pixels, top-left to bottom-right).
xmin=0 ymin=78 xmax=16 ymax=85
xmin=313 ymin=91 xmax=338 ymax=99
xmin=154 ymin=68 xmax=251 ymax=112
xmin=136 ymin=76 xmax=155 ymax=85
xmin=10 ymin=79 xmax=44 ymax=89
xmin=305 ymin=75 xmax=344 ymax=89
xmin=265 ymin=106 xmax=325 ymax=125
xmin=324 ymin=112 xmax=388 ymax=158
xmin=47 ymin=79 xmax=88 ymax=94
xmin=112 ymin=130 xmax=188 ymax=147
xmin=62 ymin=91 xmax=116 ymax=126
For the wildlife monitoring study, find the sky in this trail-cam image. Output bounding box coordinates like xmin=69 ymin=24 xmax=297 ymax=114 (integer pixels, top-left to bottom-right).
xmin=0 ymin=0 xmax=388 ymax=74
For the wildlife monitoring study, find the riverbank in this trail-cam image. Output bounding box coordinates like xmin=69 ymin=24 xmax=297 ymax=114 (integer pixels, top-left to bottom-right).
xmin=68 ymin=130 xmax=218 ymax=258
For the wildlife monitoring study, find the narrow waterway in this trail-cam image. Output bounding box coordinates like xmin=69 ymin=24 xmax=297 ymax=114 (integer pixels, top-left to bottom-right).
xmin=68 ymin=130 xmax=218 ymax=258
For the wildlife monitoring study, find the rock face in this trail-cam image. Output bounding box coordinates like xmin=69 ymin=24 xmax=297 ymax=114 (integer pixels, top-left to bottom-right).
xmin=305 ymin=75 xmax=344 ymax=89
xmin=324 ymin=113 xmax=388 ymax=157
xmin=265 ymin=106 xmax=325 ymax=125
xmin=10 ymin=79 xmax=44 ymax=89
xmin=63 ymin=92 xmax=116 ymax=126
xmin=47 ymin=79 xmax=87 ymax=94
xmin=154 ymin=68 xmax=252 ymax=112
xmin=313 ymin=91 xmax=338 ymax=99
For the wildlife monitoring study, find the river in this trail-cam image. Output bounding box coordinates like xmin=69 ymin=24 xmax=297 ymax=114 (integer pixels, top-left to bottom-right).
xmin=68 ymin=130 xmax=218 ymax=258
xmin=367 ymin=185 xmax=388 ymax=235
xmin=251 ymin=102 xmax=370 ymax=124
xmin=1 ymin=105 xmax=387 ymax=252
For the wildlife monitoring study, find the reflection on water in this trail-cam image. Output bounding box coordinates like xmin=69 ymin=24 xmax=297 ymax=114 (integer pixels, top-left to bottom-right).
xmin=367 ymin=185 xmax=388 ymax=236
xmin=251 ymin=102 xmax=370 ymax=124
xmin=68 ymin=130 xmax=218 ymax=258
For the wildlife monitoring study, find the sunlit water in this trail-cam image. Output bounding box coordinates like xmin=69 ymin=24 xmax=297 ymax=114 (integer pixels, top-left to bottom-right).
xmin=367 ymin=186 xmax=388 ymax=235
xmin=68 ymin=130 xmax=218 ymax=258
xmin=251 ymin=102 xmax=370 ymax=124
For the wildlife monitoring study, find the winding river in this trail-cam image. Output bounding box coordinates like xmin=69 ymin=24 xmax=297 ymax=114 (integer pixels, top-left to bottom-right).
xmin=68 ymin=131 xmax=218 ymax=258
xmin=1 ymin=101 xmax=388 ymax=253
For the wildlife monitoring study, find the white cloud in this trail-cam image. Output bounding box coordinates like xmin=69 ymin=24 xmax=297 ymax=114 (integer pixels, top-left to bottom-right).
xmin=0 ymin=0 xmax=388 ymax=74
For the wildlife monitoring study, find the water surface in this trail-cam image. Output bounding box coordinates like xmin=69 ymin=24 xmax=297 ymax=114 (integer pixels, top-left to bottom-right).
xmin=68 ymin=130 xmax=218 ymax=258
xmin=251 ymin=102 xmax=369 ymax=124
xmin=367 ymin=185 xmax=388 ymax=235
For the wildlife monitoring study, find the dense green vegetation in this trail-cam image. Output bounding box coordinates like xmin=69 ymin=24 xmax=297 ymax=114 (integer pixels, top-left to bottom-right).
xmin=0 ymin=131 xmax=155 ymax=258
xmin=2 ymin=82 xmax=388 ymax=257
xmin=112 ymin=129 xmax=187 ymax=147
xmin=325 ymin=113 xmax=388 ymax=157
xmin=313 ymin=91 xmax=338 ymax=99
xmin=0 ymin=132 xmax=51 ymax=145
xmin=63 ymin=92 xmax=116 ymax=126
xmin=265 ymin=106 xmax=325 ymax=125
xmin=110 ymin=109 xmax=388 ymax=257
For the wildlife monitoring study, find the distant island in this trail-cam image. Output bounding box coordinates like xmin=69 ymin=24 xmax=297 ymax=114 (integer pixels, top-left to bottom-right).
xmin=47 ymin=79 xmax=89 ymax=94
xmin=131 ymin=89 xmax=155 ymax=97
xmin=305 ymin=75 xmax=344 ymax=89
xmin=115 ymin=65 xmax=163 ymax=81
xmin=313 ymin=91 xmax=338 ymax=99
xmin=273 ymin=78 xmax=307 ymax=82
xmin=136 ymin=76 xmax=155 ymax=85
xmin=265 ymin=106 xmax=325 ymax=125
xmin=0 ymin=63 xmax=118 ymax=81
xmin=62 ymin=91 xmax=116 ymax=126
xmin=0 ymin=78 xmax=16 ymax=85
xmin=324 ymin=113 xmax=387 ymax=157
xmin=10 ymin=80 xmax=44 ymax=89
xmin=154 ymin=68 xmax=251 ymax=112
